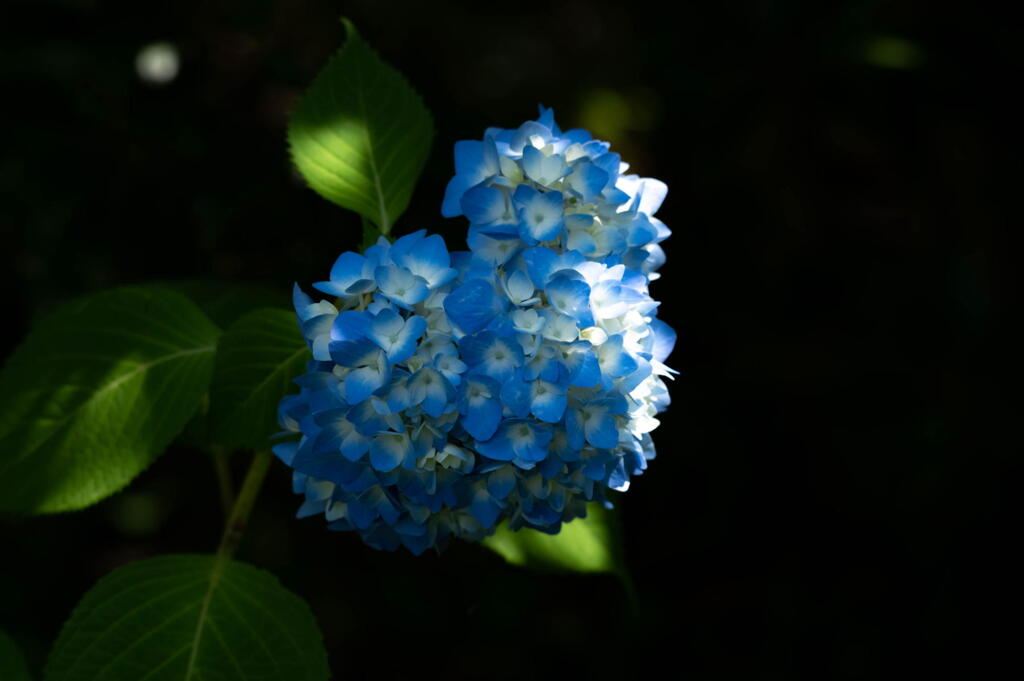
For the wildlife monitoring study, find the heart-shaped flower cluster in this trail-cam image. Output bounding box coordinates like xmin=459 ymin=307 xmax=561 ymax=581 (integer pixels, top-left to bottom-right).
xmin=274 ymin=108 xmax=675 ymax=553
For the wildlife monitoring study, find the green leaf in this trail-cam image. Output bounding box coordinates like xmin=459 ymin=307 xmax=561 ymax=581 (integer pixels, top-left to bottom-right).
xmin=155 ymin=281 xmax=291 ymax=449
xmin=288 ymin=18 xmax=433 ymax=234
xmin=0 ymin=287 xmax=219 ymax=514
xmin=0 ymin=631 xmax=33 ymax=681
xmin=483 ymin=503 xmax=625 ymax=575
xmin=45 ymin=554 xmax=329 ymax=681
xmin=208 ymin=308 xmax=308 ymax=450
xmin=158 ymin=280 xmax=290 ymax=329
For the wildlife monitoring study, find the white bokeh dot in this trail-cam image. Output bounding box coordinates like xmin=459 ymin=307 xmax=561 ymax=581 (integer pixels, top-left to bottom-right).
xmin=135 ymin=42 xmax=179 ymax=85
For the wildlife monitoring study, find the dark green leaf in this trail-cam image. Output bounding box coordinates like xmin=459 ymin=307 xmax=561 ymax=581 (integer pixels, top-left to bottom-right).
xmin=483 ymin=503 xmax=625 ymax=575
xmin=208 ymin=308 xmax=308 ymax=450
xmin=0 ymin=631 xmax=33 ymax=681
xmin=288 ymin=18 xmax=433 ymax=234
xmin=158 ymin=281 xmax=291 ymax=449
xmin=45 ymin=554 xmax=329 ymax=681
xmin=0 ymin=287 xmax=219 ymax=514
xmin=158 ymin=280 xmax=290 ymax=329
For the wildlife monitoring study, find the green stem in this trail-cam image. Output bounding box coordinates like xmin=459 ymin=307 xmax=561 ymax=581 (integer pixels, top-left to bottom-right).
xmin=360 ymin=216 xmax=383 ymax=250
xmin=211 ymin=446 xmax=235 ymax=520
xmin=216 ymin=450 xmax=272 ymax=560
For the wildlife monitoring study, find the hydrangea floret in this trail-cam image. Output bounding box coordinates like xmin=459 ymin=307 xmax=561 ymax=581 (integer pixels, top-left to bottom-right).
xmin=274 ymin=108 xmax=676 ymax=554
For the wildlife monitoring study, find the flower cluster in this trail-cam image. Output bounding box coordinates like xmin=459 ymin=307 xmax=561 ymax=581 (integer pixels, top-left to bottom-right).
xmin=275 ymin=108 xmax=675 ymax=553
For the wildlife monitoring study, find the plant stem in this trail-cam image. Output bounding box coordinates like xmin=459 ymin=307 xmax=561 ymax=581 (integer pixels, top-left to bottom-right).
xmin=216 ymin=450 xmax=272 ymax=560
xmin=360 ymin=215 xmax=382 ymax=249
xmin=211 ymin=446 xmax=235 ymax=520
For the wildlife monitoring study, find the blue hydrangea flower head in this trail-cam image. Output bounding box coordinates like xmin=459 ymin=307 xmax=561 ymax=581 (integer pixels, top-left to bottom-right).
xmin=275 ymin=110 xmax=676 ymax=554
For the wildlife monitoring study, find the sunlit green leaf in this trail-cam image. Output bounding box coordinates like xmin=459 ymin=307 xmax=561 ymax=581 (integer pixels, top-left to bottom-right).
xmin=45 ymin=554 xmax=329 ymax=681
xmin=0 ymin=287 xmax=219 ymax=514
xmin=208 ymin=308 xmax=307 ymax=450
xmin=483 ymin=503 xmax=625 ymax=575
xmin=0 ymin=631 xmax=33 ymax=681
xmin=288 ymin=19 xmax=433 ymax=234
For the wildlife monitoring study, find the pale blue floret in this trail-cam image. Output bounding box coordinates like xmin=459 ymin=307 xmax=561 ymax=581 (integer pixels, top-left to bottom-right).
xmin=458 ymin=376 xmax=503 ymax=441
xmin=566 ymin=161 xmax=609 ymax=202
xmin=369 ymin=432 xmax=412 ymax=472
xmin=313 ymin=251 xmax=377 ymax=297
xmin=389 ymin=230 xmax=458 ymax=289
xmin=442 ymin=278 xmax=504 ymax=335
xmin=375 ymin=264 xmax=429 ymax=309
xmin=458 ymin=331 xmax=523 ymax=383
xmin=460 ymin=185 xmax=509 ymax=226
xmin=513 ymin=186 xmax=564 ymax=244
xmin=521 ymin=145 xmax=568 ymax=186
xmin=364 ymin=309 xmax=426 ymax=364
xmin=475 ymin=419 xmax=553 ymax=465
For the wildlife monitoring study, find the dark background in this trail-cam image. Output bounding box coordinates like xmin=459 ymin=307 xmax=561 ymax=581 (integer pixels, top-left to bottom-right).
xmin=1 ymin=0 xmax=1015 ymax=678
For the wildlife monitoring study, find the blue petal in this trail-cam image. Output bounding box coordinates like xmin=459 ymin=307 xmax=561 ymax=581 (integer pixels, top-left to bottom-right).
xmin=620 ymin=357 xmax=653 ymax=393
xmin=331 ymin=310 xmax=371 ymax=342
xmin=522 ymin=246 xmax=559 ymax=287
xmin=499 ymin=377 xmax=532 ymax=418
xmin=329 ymin=338 xmax=379 ymax=367
xmin=513 ymin=185 xmax=564 ymax=244
xmin=366 ymin=309 xmax=426 ymax=364
xmin=314 ymin=251 xmax=375 ymax=296
xmin=487 ymin=466 xmax=518 ymax=500
xmin=522 ymin=145 xmax=568 ymax=185
xmin=651 ymin=318 xmax=677 ymax=363
xmin=374 ymin=265 xmax=429 ymax=309
xmin=475 ymin=426 xmax=516 ymax=461
xmin=363 ymin=486 xmax=401 ymax=525
xmin=442 ymin=174 xmax=475 ymax=217
xmin=505 ymin=269 xmax=535 ymax=304
xmin=339 ymin=425 xmax=371 ymax=461
xmin=593 ymin=152 xmax=622 ymax=184
xmin=407 ymin=368 xmax=454 ymax=418
xmin=564 ymin=342 xmax=601 ymax=387
xmin=491 ymin=420 xmax=553 ymax=464
xmin=585 ymin=412 xmax=619 ymax=449
xmin=467 ymin=227 xmax=522 ymax=266
xmin=564 ymin=410 xmax=585 ymax=451
xmin=389 ymin=229 xmax=427 ymax=261
xmin=459 ymin=332 xmax=523 ymax=383
xmin=455 ymin=139 xmax=498 ymax=178
xmin=637 ymin=178 xmax=668 ymax=215
xmin=293 ymin=436 xmax=351 ymax=485
xmin=536 ymin=105 xmax=557 ymax=131
xmin=461 ymin=185 xmax=507 ymax=225
xmin=346 ymin=497 xmax=377 ymax=530
xmin=369 ymin=433 xmax=410 ymax=472
xmin=567 ymin=161 xmax=609 ymax=201
xmin=444 ymin=279 xmax=503 ymax=334
xmin=597 ymin=335 xmax=638 ymax=379
xmin=469 ymin=487 xmax=502 ymax=528
xmin=292 ymin=283 xmax=313 ymax=316
xmin=530 ymin=381 xmax=567 ymax=423
xmin=462 ymin=399 xmax=501 ymax=441
xmin=391 ymin=233 xmax=457 ymax=289
xmin=460 ymin=378 xmax=503 ymax=441
xmin=626 ymin=213 xmax=659 ymax=247
xmin=510 ymin=121 xmax=552 ymax=153
xmin=272 ymin=441 xmax=298 ymax=466
xmin=545 ymin=273 xmax=594 ymax=327
xmin=344 ymin=363 xmax=390 ymax=404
